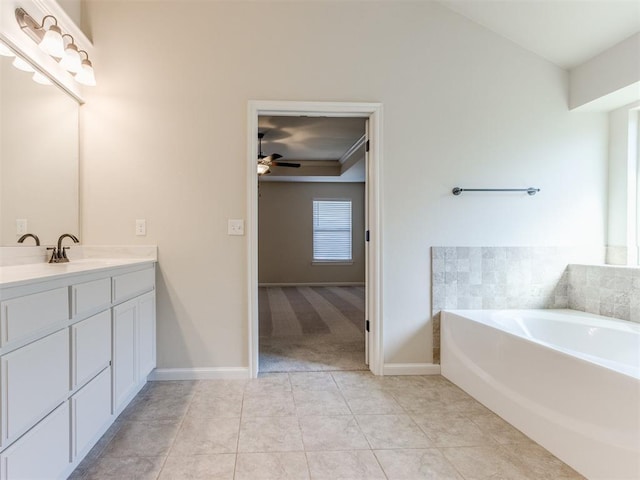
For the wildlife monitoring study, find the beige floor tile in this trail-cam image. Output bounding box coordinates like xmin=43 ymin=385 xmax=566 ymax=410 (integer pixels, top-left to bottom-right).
xmin=441 ymin=445 xmax=529 ymax=480
xmin=356 ymin=414 xmax=432 ymax=449
xmin=81 ymin=456 xmax=165 ymax=479
xmin=294 ymin=389 xmax=350 ymax=416
xmin=245 ymin=373 xmax=292 ymax=393
xmin=500 ymin=443 xmax=586 ymax=479
xmin=243 ymin=391 xmax=297 ymax=417
xmin=341 ymin=388 xmax=404 ymax=414
xmin=122 ymin=391 xmax=191 ymax=422
xmin=374 ymin=448 xmax=464 ymax=480
xmin=412 ymin=412 xmax=496 ymax=447
xmin=289 ymin=372 xmax=338 ymax=391
xmin=306 ymin=450 xmax=385 ymax=480
xmin=467 ymin=412 xmax=531 ymax=444
xmin=171 ymin=416 xmax=240 ymax=455
xmin=158 ymin=453 xmax=236 ymax=479
xmin=299 ymin=415 xmax=369 ymax=451
xmin=195 ymin=379 xmax=247 ymax=396
xmin=238 ymin=416 xmax=304 ymax=452
xmin=101 ymin=419 xmax=181 ymax=458
xmin=187 ymin=390 xmax=243 ymax=418
xmin=141 ymin=380 xmax=198 ymax=399
xmin=235 ymin=452 xmax=310 ymax=479
xmin=331 ymin=371 xmax=384 ymax=391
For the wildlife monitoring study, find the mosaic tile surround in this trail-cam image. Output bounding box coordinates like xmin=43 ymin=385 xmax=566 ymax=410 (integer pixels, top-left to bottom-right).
xmin=430 ymin=246 xmax=640 ymax=363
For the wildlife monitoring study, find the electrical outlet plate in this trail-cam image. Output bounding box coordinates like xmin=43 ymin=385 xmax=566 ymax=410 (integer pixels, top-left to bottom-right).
xmin=135 ymin=219 xmax=146 ymax=236
xmin=16 ymin=219 xmax=27 ymax=235
xmin=228 ymin=219 xmax=244 ymax=236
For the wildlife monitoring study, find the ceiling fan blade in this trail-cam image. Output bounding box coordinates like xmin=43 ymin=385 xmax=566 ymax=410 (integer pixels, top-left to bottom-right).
xmin=262 ymin=154 xmax=282 ymax=163
xmin=272 ymin=161 xmax=301 ymax=168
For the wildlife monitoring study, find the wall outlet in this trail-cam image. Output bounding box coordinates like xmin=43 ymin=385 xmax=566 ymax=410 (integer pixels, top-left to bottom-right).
xmin=16 ymin=219 xmax=27 ymax=235
xmin=135 ymin=219 xmax=146 ymax=236
xmin=228 ymin=219 xmax=244 ymax=236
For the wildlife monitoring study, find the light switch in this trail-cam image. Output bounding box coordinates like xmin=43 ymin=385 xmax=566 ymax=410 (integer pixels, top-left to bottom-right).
xmin=228 ymin=219 xmax=244 ymax=236
xmin=135 ymin=219 xmax=146 ymax=236
xmin=16 ymin=219 xmax=27 ymax=235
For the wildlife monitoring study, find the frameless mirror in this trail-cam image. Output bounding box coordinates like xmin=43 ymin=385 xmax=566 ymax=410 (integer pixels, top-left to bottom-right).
xmin=0 ymin=47 xmax=79 ymax=246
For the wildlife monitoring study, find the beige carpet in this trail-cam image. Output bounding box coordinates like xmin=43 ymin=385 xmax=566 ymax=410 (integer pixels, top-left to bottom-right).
xmin=259 ymin=286 xmax=367 ymax=373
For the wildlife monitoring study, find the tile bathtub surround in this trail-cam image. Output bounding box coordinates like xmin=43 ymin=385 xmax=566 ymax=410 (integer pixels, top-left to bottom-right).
xmin=69 ymin=373 xmax=585 ymax=480
xmin=431 ymin=246 xmax=603 ymax=362
xmin=568 ymin=264 xmax=640 ymax=323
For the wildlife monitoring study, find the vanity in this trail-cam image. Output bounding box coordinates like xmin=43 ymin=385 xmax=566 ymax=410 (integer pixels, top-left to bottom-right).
xmin=0 ymin=255 xmax=156 ymax=479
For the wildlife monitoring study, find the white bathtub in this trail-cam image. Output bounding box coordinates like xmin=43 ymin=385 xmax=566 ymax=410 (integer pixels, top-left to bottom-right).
xmin=441 ymin=309 xmax=640 ymax=480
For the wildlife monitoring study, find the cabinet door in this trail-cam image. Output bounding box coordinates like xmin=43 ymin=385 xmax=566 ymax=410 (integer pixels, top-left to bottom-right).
xmin=72 ymin=310 xmax=111 ymax=390
xmin=138 ymin=291 xmax=156 ymax=380
xmin=1 ymin=329 xmax=69 ymax=446
xmin=112 ymin=299 xmax=137 ymax=414
xmin=71 ymin=367 xmax=112 ymax=461
xmin=0 ymin=402 xmax=70 ymax=480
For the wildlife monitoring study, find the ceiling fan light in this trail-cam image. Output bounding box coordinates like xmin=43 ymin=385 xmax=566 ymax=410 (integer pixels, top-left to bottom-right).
xmin=257 ymin=164 xmax=270 ymax=175
xmin=39 ymin=24 xmax=64 ymax=58
xmin=12 ymin=55 xmax=34 ymax=72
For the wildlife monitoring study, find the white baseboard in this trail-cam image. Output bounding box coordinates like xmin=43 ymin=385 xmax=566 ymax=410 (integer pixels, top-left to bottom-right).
xmin=258 ymin=282 xmax=365 ymax=287
xmin=149 ymin=367 xmax=250 ymax=381
xmin=383 ymin=363 xmax=441 ymax=376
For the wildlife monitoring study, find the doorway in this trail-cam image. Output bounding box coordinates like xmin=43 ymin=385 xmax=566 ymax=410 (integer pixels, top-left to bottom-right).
xmin=247 ymin=101 xmax=383 ymax=378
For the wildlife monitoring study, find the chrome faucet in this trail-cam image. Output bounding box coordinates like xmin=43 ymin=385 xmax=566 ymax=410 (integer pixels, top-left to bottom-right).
xmin=17 ymin=233 xmax=40 ymax=246
xmin=48 ymin=233 xmax=80 ymax=263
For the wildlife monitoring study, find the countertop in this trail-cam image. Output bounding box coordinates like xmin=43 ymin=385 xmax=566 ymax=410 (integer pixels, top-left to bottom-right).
xmin=0 ymin=257 xmax=156 ymax=288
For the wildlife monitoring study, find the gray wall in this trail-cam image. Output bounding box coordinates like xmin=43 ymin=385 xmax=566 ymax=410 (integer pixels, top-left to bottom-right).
xmin=258 ymin=182 xmax=365 ymax=285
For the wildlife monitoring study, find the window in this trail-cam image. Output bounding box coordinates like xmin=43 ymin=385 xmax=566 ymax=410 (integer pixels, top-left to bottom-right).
xmin=313 ymin=200 xmax=352 ymax=262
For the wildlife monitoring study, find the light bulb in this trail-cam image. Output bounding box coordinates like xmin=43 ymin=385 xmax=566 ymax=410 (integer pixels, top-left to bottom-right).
xmin=39 ymin=25 xmax=64 ymax=58
xmin=32 ymin=71 xmax=52 ymax=85
xmin=75 ymin=58 xmax=96 ymax=86
xmin=59 ymin=43 xmax=82 ymax=74
xmin=12 ymin=56 xmax=34 ymax=72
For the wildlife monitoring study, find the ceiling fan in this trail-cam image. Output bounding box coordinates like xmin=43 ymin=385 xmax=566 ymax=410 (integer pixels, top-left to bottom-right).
xmin=257 ymin=132 xmax=300 ymax=175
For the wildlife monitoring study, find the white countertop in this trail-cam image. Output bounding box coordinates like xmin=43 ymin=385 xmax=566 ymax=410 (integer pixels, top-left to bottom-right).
xmin=0 ymin=258 xmax=155 ymax=288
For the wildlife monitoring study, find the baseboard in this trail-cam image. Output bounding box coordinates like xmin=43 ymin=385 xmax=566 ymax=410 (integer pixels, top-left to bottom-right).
xmin=258 ymin=282 xmax=365 ymax=287
xmin=149 ymin=367 xmax=250 ymax=381
xmin=383 ymin=363 xmax=441 ymax=375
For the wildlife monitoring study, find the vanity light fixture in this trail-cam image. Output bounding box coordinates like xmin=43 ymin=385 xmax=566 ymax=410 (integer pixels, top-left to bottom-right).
xmin=59 ymin=34 xmax=82 ymax=74
xmin=0 ymin=42 xmax=14 ymax=57
xmin=15 ymin=7 xmax=96 ymax=86
xmin=38 ymin=18 xmax=64 ymax=58
xmin=75 ymin=50 xmax=96 ymax=86
xmin=12 ymin=55 xmax=35 ymax=73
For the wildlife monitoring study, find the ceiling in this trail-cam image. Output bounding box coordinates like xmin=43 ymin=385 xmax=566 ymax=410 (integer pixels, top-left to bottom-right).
xmin=258 ymin=116 xmax=367 ymax=182
xmin=258 ymin=1 xmax=639 ymax=183
xmin=438 ymin=0 xmax=640 ymax=69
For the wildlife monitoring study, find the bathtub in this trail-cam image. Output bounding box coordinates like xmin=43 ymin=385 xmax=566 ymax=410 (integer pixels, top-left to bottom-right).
xmin=441 ymin=309 xmax=640 ymax=480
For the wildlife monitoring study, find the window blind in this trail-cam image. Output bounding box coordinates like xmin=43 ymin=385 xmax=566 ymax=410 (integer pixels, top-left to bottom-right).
xmin=313 ymin=200 xmax=352 ymax=261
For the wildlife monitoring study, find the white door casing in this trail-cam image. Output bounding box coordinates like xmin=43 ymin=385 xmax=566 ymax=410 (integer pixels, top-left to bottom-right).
xmin=247 ymin=100 xmax=383 ymax=378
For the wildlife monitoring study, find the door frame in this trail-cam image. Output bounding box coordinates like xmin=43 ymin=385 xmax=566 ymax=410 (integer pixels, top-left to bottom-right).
xmin=247 ymin=100 xmax=384 ymax=378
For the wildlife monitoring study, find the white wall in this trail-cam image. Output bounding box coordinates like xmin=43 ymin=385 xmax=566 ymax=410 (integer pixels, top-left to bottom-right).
xmin=570 ymin=32 xmax=640 ymax=111
xmin=80 ymin=1 xmax=608 ymax=370
xmin=258 ymin=182 xmax=365 ymax=285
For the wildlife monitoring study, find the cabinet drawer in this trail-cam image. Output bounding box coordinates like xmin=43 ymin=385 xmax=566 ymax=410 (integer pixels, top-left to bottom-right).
xmin=72 ymin=310 xmax=111 ymax=389
xmin=0 ymin=402 xmax=70 ymax=480
xmin=112 ymin=268 xmax=154 ymax=303
xmin=0 ymin=288 xmax=68 ymax=347
xmin=72 ymin=278 xmax=111 ymax=319
xmin=71 ymin=367 xmax=111 ymax=461
xmin=1 ymin=329 xmax=69 ymax=446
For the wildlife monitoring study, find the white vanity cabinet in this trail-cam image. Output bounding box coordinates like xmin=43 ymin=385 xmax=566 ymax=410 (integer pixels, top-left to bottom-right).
xmin=0 ymin=261 xmax=156 ymax=480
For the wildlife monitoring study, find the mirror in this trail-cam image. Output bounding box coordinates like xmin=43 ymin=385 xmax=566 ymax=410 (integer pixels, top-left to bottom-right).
xmin=0 ymin=47 xmax=79 ymax=246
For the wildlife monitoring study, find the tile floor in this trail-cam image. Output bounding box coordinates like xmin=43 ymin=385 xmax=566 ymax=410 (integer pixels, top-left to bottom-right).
xmin=70 ymin=372 xmax=585 ymax=479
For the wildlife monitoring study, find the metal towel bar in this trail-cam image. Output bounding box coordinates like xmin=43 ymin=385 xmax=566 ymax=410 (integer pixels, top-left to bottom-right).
xmin=452 ymin=187 xmax=540 ymax=196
